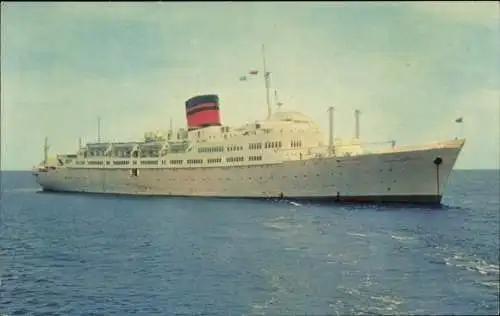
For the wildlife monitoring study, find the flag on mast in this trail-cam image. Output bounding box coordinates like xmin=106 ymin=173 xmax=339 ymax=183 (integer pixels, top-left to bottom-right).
xmin=240 ymin=70 xmax=259 ymax=81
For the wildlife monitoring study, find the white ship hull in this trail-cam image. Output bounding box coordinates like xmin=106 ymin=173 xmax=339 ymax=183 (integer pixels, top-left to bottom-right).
xmin=33 ymin=139 xmax=465 ymax=204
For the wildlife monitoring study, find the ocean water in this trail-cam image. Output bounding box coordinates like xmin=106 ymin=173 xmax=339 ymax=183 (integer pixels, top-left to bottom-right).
xmin=0 ymin=170 xmax=498 ymax=315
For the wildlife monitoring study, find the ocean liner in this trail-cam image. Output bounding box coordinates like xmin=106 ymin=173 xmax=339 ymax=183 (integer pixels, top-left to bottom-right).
xmin=32 ymin=49 xmax=465 ymax=204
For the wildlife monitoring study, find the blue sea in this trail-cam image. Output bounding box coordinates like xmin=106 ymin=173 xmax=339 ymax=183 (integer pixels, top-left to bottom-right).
xmin=1 ymin=170 xmax=499 ymax=315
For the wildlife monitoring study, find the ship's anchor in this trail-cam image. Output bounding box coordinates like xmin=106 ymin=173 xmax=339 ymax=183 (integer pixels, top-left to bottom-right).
xmin=433 ymin=156 xmax=443 ymax=196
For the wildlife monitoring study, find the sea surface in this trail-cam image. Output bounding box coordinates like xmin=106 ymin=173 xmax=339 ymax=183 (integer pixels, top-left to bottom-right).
xmin=1 ymin=170 xmax=499 ymax=315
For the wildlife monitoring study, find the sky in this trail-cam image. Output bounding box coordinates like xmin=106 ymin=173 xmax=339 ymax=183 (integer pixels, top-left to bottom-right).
xmin=1 ymin=1 xmax=499 ymax=170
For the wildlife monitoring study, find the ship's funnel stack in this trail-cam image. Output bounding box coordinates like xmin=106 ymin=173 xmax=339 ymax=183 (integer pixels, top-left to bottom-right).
xmin=185 ymin=94 xmax=222 ymax=131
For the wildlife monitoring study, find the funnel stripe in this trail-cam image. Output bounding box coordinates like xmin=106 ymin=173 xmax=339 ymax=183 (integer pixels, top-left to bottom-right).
xmin=187 ymin=105 xmax=219 ymax=116
xmin=187 ymin=109 xmax=221 ymax=128
xmin=186 ymin=102 xmax=219 ymax=114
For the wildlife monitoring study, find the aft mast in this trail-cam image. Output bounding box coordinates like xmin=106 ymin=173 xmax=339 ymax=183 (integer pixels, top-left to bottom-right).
xmin=43 ymin=136 xmax=49 ymax=165
xmin=328 ymin=107 xmax=335 ymax=155
xmin=97 ymin=116 xmax=102 ymax=143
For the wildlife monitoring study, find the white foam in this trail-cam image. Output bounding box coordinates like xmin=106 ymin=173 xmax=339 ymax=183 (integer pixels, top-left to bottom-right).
xmin=370 ymin=295 xmax=404 ymax=306
xmin=391 ymin=234 xmax=416 ymax=241
xmin=262 ymin=222 xmax=287 ymax=231
xmin=347 ymin=232 xmax=367 ymax=238
xmin=443 ymin=252 xmax=499 ymax=277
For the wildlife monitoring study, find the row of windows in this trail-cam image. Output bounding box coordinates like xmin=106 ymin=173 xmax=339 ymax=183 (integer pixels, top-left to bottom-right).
xmin=88 ymin=161 xmax=104 ymax=165
xmin=88 ymin=151 xmax=106 ymax=157
xmin=227 ymin=145 xmax=243 ymax=152
xmin=87 ymin=150 xmax=161 ymax=158
xmin=199 ymin=146 xmax=224 ymax=153
xmin=265 ymin=141 xmax=282 ymax=149
xmin=78 ymin=156 xmax=265 ymax=166
xmin=249 ymin=143 xmax=262 ymax=150
xmin=82 ymin=140 xmax=302 ymax=159
xmin=226 ymin=156 xmax=244 ymax=163
xmin=207 ymin=158 xmax=223 ymax=164
xmin=187 ymin=159 xmax=204 ymax=164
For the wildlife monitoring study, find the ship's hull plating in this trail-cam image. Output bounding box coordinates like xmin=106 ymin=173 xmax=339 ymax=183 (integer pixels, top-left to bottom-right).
xmin=33 ymin=139 xmax=464 ymax=205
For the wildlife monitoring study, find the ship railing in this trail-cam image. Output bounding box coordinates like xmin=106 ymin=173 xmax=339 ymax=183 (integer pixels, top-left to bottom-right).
xmin=357 ymin=139 xmax=455 ymax=154
xmin=278 ymin=140 xmax=409 ymax=157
